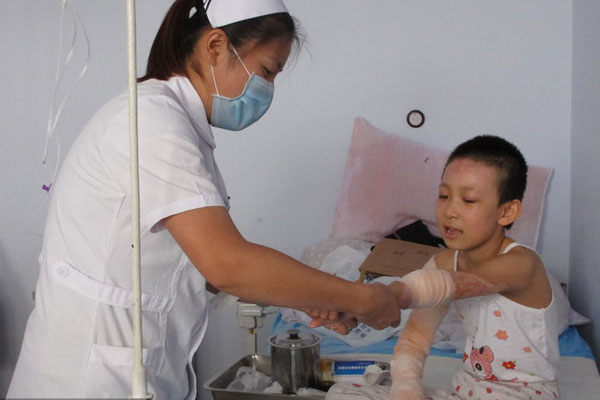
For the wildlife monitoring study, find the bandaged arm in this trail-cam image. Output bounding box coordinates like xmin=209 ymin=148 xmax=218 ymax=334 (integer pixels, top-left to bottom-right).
xmin=390 ymin=253 xmax=521 ymax=309
xmin=390 ymin=256 xmax=456 ymax=309
xmin=391 ymin=261 xmax=450 ymax=399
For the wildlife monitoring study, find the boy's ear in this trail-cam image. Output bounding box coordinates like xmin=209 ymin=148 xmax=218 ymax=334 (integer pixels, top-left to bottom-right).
xmin=498 ymin=199 xmax=522 ymax=227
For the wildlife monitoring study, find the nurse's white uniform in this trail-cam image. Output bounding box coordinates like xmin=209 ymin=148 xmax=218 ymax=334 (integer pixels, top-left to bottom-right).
xmin=8 ymin=76 xmax=229 ymax=399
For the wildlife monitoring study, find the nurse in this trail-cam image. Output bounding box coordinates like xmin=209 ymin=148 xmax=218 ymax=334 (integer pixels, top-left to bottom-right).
xmin=8 ymin=0 xmax=401 ymax=398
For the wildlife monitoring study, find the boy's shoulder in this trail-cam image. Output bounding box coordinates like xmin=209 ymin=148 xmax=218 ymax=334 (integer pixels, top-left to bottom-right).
xmin=431 ymin=241 xmax=544 ymax=272
xmin=502 ymin=241 xmax=544 ymax=266
xmin=433 ymin=249 xmax=455 ymax=272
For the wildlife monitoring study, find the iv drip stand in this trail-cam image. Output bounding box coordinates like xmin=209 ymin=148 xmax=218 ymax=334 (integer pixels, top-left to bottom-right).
xmin=126 ymin=0 xmax=152 ymax=398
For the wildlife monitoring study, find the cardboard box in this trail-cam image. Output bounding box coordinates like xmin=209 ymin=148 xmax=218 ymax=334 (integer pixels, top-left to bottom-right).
xmin=358 ymin=238 xmax=443 ymax=279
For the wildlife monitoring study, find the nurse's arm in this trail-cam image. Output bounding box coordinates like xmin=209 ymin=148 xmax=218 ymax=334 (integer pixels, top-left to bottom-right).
xmin=163 ymin=206 xmax=401 ymax=330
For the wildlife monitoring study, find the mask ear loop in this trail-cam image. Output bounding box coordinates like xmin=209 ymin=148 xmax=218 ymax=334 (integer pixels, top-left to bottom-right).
xmin=230 ymin=46 xmax=251 ymax=77
xmin=210 ymin=65 xmax=220 ymax=96
xmin=210 ymin=45 xmax=251 ymax=97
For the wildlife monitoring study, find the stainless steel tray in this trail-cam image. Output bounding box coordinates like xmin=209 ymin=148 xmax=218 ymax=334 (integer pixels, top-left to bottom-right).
xmin=203 ymin=354 xmax=324 ymax=399
xmin=203 ymin=354 xmax=391 ymax=400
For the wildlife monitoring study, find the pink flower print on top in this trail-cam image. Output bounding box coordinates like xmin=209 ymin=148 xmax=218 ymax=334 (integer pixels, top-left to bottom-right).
xmin=523 ymin=346 xmax=532 ymax=353
xmin=494 ymin=329 xmax=509 ymax=340
xmin=502 ymin=360 xmax=517 ymax=370
xmin=470 ymin=346 xmax=495 ymax=380
xmin=493 ymin=310 xmax=502 ymax=317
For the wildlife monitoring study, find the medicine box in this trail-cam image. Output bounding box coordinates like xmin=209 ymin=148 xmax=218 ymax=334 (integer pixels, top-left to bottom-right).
xmin=358 ymin=238 xmax=443 ymax=280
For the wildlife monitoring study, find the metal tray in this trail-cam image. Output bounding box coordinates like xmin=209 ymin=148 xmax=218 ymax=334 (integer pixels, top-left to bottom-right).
xmin=203 ymin=354 xmax=391 ymax=400
xmin=204 ymin=354 xmax=324 ymax=399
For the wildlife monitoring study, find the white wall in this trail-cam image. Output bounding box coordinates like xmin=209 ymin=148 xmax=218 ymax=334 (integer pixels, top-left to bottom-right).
xmin=570 ymin=0 xmax=600 ymax=364
xmin=1 ymin=2 xmax=68 ymax=395
xmin=225 ymin=0 xmax=572 ymax=278
xmin=0 ymin=1 xmax=576 ymax=398
xmin=201 ymin=0 xmax=573 ymax=397
xmin=0 ymin=0 xmax=166 ymax=395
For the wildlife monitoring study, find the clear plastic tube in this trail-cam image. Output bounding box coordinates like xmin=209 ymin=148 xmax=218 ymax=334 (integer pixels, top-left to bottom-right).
xmin=42 ymin=0 xmax=89 ymax=198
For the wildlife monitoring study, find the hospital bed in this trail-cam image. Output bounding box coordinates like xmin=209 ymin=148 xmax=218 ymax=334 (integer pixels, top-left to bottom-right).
xmin=272 ymin=117 xmax=600 ymax=398
xmin=272 ymin=313 xmax=600 ymax=398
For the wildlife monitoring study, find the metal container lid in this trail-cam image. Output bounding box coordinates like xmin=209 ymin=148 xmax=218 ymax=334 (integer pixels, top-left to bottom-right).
xmin=270 ymin=329 xmax=320 ymax=349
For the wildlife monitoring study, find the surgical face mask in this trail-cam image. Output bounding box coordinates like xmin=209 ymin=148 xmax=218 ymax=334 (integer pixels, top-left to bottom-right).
xmin=210 ymin=47 xmax=274 ymax=131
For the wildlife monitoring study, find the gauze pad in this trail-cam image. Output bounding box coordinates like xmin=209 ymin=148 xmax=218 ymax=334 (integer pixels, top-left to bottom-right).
xmin=399 ymin=268 xmax=455 ymax=308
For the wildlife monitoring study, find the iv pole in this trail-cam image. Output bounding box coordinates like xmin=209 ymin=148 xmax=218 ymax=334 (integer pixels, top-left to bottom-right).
xmin=126 ymin=0 xmax=152 ymax=398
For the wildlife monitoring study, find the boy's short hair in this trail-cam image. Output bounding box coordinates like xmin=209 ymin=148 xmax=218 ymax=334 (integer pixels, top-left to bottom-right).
xmin=445 ymin=135 xmax=528 ymax=205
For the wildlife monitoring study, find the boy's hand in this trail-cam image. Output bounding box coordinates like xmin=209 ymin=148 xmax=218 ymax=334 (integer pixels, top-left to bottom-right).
xmin=302 ymin=309 xmax=358 ymax=335
xmin=303 ymin=308 xmax=342 ymax=323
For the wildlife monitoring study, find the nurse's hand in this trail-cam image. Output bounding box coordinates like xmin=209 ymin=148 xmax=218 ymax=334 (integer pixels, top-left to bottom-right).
xmin=353 ymin=282 xmax=402 ymax=329
xmin=306 ymin=283 xmax=401 ymax=331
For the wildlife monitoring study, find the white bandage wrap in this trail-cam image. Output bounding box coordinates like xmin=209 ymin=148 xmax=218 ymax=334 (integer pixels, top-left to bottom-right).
xmin=390 ymin=352 xmax=425 ymax=399
xmin=363 ymin=364 xmax=384 ymax=385
xmin=391 ymin=304 xmax=449 ymax=400
xmin=400 ymin=268 xmax=455 ymax=308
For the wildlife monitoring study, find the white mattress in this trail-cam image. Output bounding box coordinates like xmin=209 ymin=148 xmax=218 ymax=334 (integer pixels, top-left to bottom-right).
xmin=329 ymin=353 xmax=600 ymax=399
xmin=421 ymin=355 xmax=600 ymax=399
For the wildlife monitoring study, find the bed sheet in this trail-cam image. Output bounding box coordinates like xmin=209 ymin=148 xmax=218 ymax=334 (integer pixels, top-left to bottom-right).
xmin=419 ymin=355 xmax=600 ymax=399
xmin=323 ymin=353 xmax=600 ymax=399
xmin=270 ymin=315 xmax=595 ymax=360
xmin=271 ymin=319 xmax=600 ymax=398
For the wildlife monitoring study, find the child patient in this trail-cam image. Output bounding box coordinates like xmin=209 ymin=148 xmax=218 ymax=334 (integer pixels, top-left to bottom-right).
xmin=311 ymin=135 xmax=560 ymax=399
xmin=389 ymin=135 xmax=559 ymax=399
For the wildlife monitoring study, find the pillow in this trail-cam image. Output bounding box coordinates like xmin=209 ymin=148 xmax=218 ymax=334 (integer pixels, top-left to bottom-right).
xmin=330 ymin=117 xmax=553 ymax=249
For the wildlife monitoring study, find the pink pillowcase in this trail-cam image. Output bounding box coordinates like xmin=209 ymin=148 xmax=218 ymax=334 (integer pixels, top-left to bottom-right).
xmin=330 ymin=117 xmax=553 ymax=249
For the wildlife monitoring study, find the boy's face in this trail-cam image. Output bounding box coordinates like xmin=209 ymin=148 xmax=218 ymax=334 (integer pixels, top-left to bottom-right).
xmin=436 ymin=158 xmax=506 ymax=251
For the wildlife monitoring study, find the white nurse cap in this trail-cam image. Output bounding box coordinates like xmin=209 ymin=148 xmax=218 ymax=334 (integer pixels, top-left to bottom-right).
xmin=203 ymin=0 xmax=288 ymax=28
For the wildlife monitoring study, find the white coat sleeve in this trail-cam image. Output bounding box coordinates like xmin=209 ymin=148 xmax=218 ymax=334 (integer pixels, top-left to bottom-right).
xmin=103 ymin=95 xmax=227 ymax=233
xmin=140 ymin=134 xmax=227 ymax=233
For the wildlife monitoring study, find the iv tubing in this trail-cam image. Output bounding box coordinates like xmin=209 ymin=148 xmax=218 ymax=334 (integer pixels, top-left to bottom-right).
xmin=42 ymin=0 xmax=89 ymax=200
xmin=126 ymin=0 xmax=150 ymax=398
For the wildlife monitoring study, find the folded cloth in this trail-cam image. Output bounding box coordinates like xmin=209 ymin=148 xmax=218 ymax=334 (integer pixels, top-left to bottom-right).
xmin=385 ymin=220 xmax=446 ymax=248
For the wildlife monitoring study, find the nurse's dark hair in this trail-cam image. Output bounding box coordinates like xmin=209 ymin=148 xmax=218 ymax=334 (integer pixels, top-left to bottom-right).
xmin=139 ymin=0 xmax=299 ymax=82
xmin=444 ymin=135 xmax=528 ymax=229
